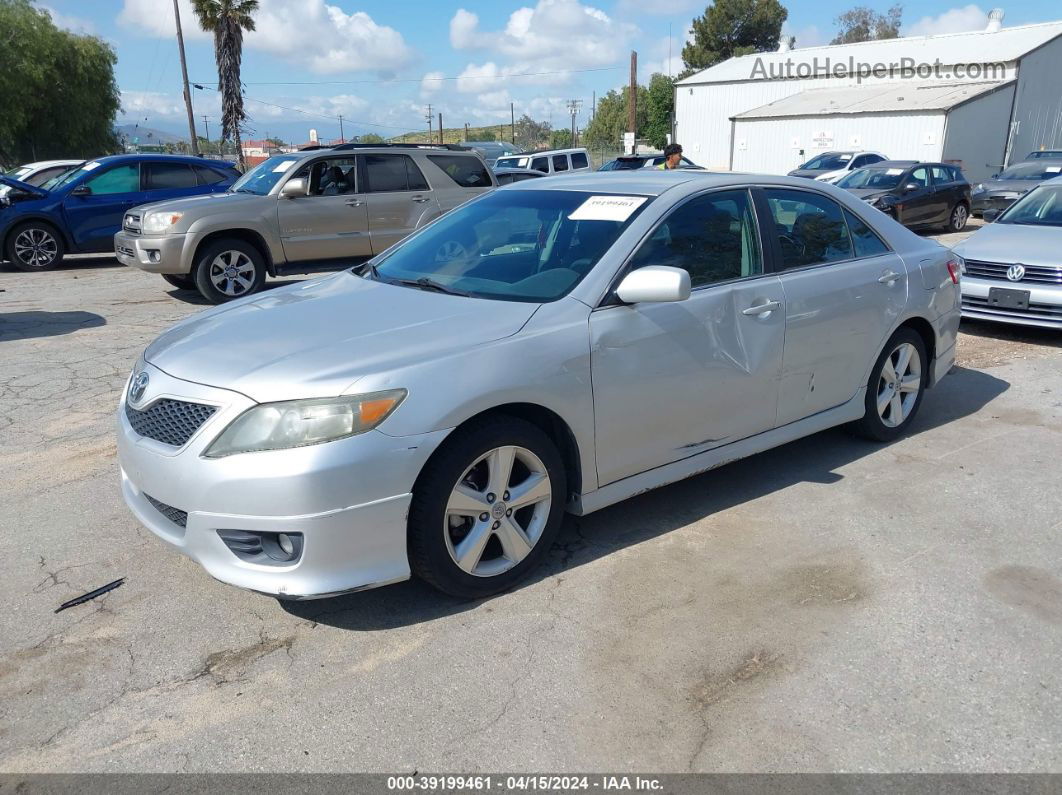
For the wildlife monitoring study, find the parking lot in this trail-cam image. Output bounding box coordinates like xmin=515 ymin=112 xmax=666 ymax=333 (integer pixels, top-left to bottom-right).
xmin=1 ymin=227 xmax=1060 ymax=772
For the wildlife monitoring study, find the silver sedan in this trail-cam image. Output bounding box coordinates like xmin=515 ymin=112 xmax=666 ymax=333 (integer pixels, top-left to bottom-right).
xmin=117 ymin=172 xmax=961 ymax=599
xmin=954 ymin=176 xmax=1062 ymax=329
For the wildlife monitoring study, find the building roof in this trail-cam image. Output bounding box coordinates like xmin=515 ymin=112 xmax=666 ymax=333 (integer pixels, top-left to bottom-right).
xmin=678 ymin=20 xmax=1062 ymax=85
xmin=733 ymin=80 xmax=1014 ymax=120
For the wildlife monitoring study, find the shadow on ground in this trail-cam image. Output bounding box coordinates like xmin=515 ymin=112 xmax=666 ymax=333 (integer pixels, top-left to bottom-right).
xmin=0 ymin=310 xmax=105 ymax=342
xmin=283 ymin=364 xmax=1009 ymax=631
xmin=959 ymin=318 xmax=1062 ymax=349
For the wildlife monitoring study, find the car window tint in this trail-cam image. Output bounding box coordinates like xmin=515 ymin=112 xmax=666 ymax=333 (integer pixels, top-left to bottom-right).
xmin=531 ymin=156 xmax=549 ymax=172
xmin=628 ymin=189 xmax=762 ymax=288
xmin=307 ymin=157 xmax=357 ymax=196
xmin=407 ymin=158 xmax=429 ymax=190
xmin=552 ymin=155 xmax=569 ymax=172
xmin=84 ymin=164 xmax=140 ymax=195
xmin=930 ymin=166 xmax=951 ymax=183
xmin=844 ymin=209 xmax=889 ymax=258
xmin=570 ymin=152 xmax=589 ymax=169
xmin=364 ymin=154 xmax=417 ymax=192
xmin=764 ymin=189 xmax=854 ymax=269
xmin=27 ymin=166 xmax=67 ymax=186
xmin=427 ymin=155 xmax=492 ymax=188
xmin=950 ymin=167 xmax=964 ymax=182
xmin=145 ymin=162 xmax=197 ymax=190
xmin=194 ymin=165 xmax=227 ymax=185
xmin=909 ymin=167 xmax=930 ymax=188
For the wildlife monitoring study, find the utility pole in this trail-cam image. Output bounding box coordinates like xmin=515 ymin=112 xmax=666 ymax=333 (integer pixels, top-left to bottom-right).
xmin=338 ymin=115 xmax=344 ymax=143
xmin=628 ymin=50 xmax=638 ymax=154
xmin=567 ymin=99 xmax=582 ymax=146
xmin=173 ymin=0 xmax=198 ymax=155
xmin=202 ymin=116 xmax=211 ymax=153
xmin=464 ymin=122 xmax=469 ymax=141
xmin=510 ymin=102 xmax=515 ymax=144
xmin=438 ymin=112 xmax=443 ymax=144
xmin=592 ymin=91 xmax=596 ymax=122
xmin=425 ymin=104 xmax=433 ymax=143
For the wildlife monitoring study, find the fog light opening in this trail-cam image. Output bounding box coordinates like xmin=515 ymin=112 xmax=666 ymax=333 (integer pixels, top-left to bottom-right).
xmin=278 ymin=533 xmax=294 ymax=556
xmin=148 ymin=250 xmax=161 ymax=263
xmin=217 ymin=529 xmax=303 ymax=565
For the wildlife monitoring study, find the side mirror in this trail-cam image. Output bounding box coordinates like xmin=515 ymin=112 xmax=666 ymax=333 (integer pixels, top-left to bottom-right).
xmin=982 ymin=208 xmax=1001 ymax=222
xmin=71 ymin=184 xmax=92 ymax=196
xmin=616 ymin=266 xmax=691 ymax=304
xmin=904 ymin=182 xmax=920 ymax=193
xmin=279 ymin=177 xmax=307 ymax=199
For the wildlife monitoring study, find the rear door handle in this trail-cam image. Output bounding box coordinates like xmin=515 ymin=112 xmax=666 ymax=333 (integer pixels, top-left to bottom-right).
xmin=345 ymin=199 xmax=364 ymax=207
xmin=878 ymin=271 xmax=902 ymax=284
xmin=411 ymin=196 xmax=431 ymax=203
xmin=742 ymin=300 xmax=781 ymax=316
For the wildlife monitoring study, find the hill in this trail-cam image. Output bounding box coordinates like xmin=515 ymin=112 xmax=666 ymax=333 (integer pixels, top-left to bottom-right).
xmin=389 ymin=124 xmax=519 ymax=146
xmin=115 ymin=124 xmax=185 ymax=145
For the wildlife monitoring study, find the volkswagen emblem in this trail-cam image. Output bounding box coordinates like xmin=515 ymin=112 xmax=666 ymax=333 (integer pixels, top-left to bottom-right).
xmin=129 ymin=371 xmax=150 ymax=404
xmin=1006 ymin=263 xmax=1026 ymax=282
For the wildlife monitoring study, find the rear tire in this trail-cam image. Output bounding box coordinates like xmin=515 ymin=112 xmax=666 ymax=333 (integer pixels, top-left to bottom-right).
xmin=193 ymin=238 xmax=266 ymax=304
xmin=408 ymin=416 xmax=567 ymax=599
xmin=5 ymin=221 xmax=65 ymax=271
xmin=162 ymin=273 xmax=196 ymax=290
xmin=946 ymin=203 xmax=969 ymax=232
xmin=850 ymin=328 xmax=928 ymax=442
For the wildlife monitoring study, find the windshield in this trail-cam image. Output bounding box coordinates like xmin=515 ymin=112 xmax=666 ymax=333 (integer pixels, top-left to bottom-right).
xmin=368 ymin=190 xmax=651 ymax=302
xmin=837 ymin=167 xmax=905 ymax=189
xmin=1028 ymin=151 xmax=1062 ymax=159
xmin=996 ymin=162 xmax=1062 ymax=181
xmin=495 ymin=157 xmax=528 ymax=169
xmin=39 ymin=165 xmax=83 ymax=190
xmin=4 ymin=166 xmax=32 ymax=180
xmin=800 ymin=153 xmax=852 ymax=170
xmin=230 ymin=155 xmax=300 ymax=195
xmin=997 ymin=185 xmax=1062 ymax=226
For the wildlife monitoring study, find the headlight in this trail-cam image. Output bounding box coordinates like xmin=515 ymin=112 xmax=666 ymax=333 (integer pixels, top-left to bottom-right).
xmin=204 ymin=390 xmax=407 ymax=457
xmin=142 ymin=211 xmax=184 ymax=234
xmin=973 ymin=184 xmax=985 ymax=193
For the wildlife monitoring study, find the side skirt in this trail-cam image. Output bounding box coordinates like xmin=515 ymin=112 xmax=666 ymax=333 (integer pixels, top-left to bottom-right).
xmin=570 ymin=389 xmax=867 ymax=516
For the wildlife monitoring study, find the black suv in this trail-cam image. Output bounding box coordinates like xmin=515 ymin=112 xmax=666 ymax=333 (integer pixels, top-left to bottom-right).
xmin=836 ymin=161 xmax=972 ymax=232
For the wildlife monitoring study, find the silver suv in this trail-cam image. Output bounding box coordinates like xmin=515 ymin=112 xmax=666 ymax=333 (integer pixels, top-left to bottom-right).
xmin=114 ymin=144 xmax=497 ymax=303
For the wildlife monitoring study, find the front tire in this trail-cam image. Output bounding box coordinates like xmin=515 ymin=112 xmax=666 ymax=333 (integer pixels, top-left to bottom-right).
xmin=193 ymin=238 xmax=266 ymax=304
xmin=851 ymin=328 xmax=928 ymax=442
xmin=409 ymin=416 xmax=567 ymax=599
xmin=5 ymin=221 xmax=65 ymax=271
xmin=946 ymin=202 xmax=969 ymax=232
xmin=161 ymin=273 xmax=196 ymax=290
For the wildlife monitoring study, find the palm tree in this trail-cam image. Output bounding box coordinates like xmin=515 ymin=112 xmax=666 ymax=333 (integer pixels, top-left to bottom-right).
xmin=191 ymin=0 xmax=257 ymax=170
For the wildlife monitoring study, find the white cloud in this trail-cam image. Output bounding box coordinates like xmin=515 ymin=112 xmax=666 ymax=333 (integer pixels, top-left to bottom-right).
xmin=421 ymin=71 xmax=446 ymax=97
xmin=783 ymin=23 xmax=826 ymax=49
xmin=120 ymin=90 xmax=203 ymax=119
xmin=449 ymin=0 xmax=636 ymax=70
xmin=118 ymin=0 xmax=412 ymax=74
xmin=906 ymin=5 xmax=989 ymax=37
xmin=42 ymin=5 xmax=96 ymax=34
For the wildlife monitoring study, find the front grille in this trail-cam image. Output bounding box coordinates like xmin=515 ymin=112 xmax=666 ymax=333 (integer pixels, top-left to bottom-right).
xmin=125 ymin=399 xmax=217 ymax=447
xmin=144 ymin=494 xmax=188 ymax=528
xmin=964 ymin=259 xmax=1062 ymax=285
xmin=963 ymin=296 xmax=1062 ymax=320
xmin=123 ymin=213 xmax=142 ymax=235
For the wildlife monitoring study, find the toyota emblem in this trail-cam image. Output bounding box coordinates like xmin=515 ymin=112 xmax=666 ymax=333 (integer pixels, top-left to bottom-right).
xmin=1006 ymin=263 xmax=1026 ymax=282
xmin=129 ymin=371 xmax=150 ymax=404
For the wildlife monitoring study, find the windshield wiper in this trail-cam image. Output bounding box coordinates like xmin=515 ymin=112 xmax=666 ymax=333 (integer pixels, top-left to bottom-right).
xmin=387 ymin=276 xmax=471 ymax=296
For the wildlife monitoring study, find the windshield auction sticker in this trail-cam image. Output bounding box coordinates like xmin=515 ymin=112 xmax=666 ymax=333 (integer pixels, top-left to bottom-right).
xmin=272 ymin=161 xmax=296 ymax=172
xmin=568 ymin=195 xmax=647 ymax=222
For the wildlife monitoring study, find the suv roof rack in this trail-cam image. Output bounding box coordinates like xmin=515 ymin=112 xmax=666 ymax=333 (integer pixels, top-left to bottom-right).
xmin=327 ymin=142 xmax=471 ymax=152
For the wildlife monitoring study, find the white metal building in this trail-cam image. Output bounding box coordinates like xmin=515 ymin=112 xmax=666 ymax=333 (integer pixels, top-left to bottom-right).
xmin=674 ymin=12 xmax=1062 ymax=181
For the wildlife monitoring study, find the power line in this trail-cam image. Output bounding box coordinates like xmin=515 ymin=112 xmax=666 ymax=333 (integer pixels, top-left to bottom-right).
xmin=191 ymin=65 xmax=623 ymax=87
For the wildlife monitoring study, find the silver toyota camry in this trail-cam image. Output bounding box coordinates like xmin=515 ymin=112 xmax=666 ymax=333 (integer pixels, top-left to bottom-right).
xmin=118 ymin=172 xmax=961 ymax=599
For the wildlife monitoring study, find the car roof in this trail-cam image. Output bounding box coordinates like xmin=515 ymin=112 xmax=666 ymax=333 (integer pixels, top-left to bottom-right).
xmin=493 ymin=167 xmax=546 ymax=175
xmin=501 ymin=170 xmax=852 ymax=196
xmin=862 ymin=160 xmax=921 ymax=169
xmin=18 ymin=159 xmax=83 ymax=169
xmin=89 ymin=153 xmax=235 ymax=167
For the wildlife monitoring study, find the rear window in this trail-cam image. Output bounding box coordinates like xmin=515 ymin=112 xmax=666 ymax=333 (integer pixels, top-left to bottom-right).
xmin=428 ymin=155 xmax=493 ymax=188
xmin=571 ymin=152 xmax=589 ymax=169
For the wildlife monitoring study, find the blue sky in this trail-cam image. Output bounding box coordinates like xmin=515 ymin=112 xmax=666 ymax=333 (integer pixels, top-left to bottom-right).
xmin=39 ymin=0 xmax=1061 ymax=143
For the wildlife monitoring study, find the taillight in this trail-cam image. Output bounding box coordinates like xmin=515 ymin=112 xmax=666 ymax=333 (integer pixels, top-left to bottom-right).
xmin=946 ymin=258 xmax=962 ymax=284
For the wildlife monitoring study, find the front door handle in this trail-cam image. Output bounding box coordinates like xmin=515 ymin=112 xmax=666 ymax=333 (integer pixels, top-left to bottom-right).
xmin=411 ymin=195 xmax=431 ymax=203
xmin=742 ymin=300 xmax=781 ymax=316
xmin=345 ymin=199 xmax=364 ymax=207
xmin=878 ymin=270 xmax=902 ymax=284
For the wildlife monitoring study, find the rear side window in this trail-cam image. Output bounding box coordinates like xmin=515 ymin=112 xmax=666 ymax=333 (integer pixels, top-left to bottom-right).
xmin=552 ymin=155 xmax=569 ymax=172
xmin=363 ymin=154 xmax=427 ymax=192
xmin=531 ymin=156 xmax=549 ymax=172
xmin=194 ymin=165 xmax=228 ymax=185
xmin=571 ymin=152 xmax=589 ymax=169
xmin=844 ymin=209 xmax=890 ymax=258
xmin=145 ymin=162 xmax=198 ymax=190
xmin=764 ymin=189 xmax=853 ymax=269
xmin=930 ymin=166 xmax=952 ymax=183
xmin=427 ymin=155 xmax=492 ymax=188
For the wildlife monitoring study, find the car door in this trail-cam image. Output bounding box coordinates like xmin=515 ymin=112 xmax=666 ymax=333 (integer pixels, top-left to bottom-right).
xmin=142 ymin=161 xmax=203 ymax=202
xmin=590 ymin=188 xmax=786 ymax=485
xmin=760 ymin=187 xmax=908 ymax=426
xmin=276 ymin=156 xmax=370 ymax=264
xmin=895 ymin=166 xmax=935 ymax=227
xmin=359 ymin=154 xmax=439 ymax=254
xmin=62 ymin=162 xmax=145 ymax=251
xmin=929 ymin=165 xmax=959 ymax=223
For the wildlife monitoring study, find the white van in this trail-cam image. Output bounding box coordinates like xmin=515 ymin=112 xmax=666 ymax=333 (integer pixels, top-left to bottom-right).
xmin=495 ymin=148 xmax=592 ymax=175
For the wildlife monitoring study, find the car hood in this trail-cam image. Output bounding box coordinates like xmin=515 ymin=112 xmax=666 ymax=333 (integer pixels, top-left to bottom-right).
xmin=788 ymin=168 xmax=826 ymax=179
xmin=953 ymin=221 xmax=1062 ymax=267
xmin=133 ymin=190 xmax=262 ymax=216
xmin=144 ymin=273 xmax=540 ymax=402
xmin=846 ymin=188 xmax=892 ymax=201
xmin=977 ymin=179 xmax=1036 ymax=195
xmin=0 ymin=174 xmax=47 ymax=198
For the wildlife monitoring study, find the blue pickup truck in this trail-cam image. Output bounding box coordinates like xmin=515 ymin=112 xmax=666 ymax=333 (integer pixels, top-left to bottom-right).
xmin=0 ymin=154 xmax=239 ymax=271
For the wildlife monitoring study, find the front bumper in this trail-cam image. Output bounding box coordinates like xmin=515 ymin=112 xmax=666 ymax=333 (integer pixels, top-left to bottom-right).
xmin=114 ymin=230 xmax=189 ymax=274
xmin=961 ymin=276 xmax=1062 ymax=329
xmin=117 ymin=362 xmax=451 ymax=598
xmin=970 ymin=194 xmax=1019 ymax=215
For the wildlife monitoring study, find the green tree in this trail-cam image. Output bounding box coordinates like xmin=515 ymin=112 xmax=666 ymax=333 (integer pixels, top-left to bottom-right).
xmin=513 ymin=114 xmax=551 ymax=150
xmin=583 ymin=86 xmax=649 ymax=150
xmin=681 ymin=0 xmax=788 ymax=78
xmin=644 ymin=74 xmax=675 ymax=150
xmin=192 ymin=0 xmax=258 ymax=170
xmin=549 ymin=129 xmax=573 ymax=149
xmin=831 ymin=5 xmax=902 ymax=44
xmin=359 ymin=133 xmax=386 ymax=144
xmin=0 ymin=0 xmax=119 ymax=165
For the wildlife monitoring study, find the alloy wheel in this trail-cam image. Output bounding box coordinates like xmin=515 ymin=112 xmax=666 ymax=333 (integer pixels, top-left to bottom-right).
xmin=208 ymin=250 xmax=256 ymax=297
xmin=13 ymin=228 xmax=58 ymax=269
xmin=952 ymin=204 xmax=968 ymax=230
xmin=443 ymin=445 xmax=552 ymax=578
xmin=876 ymin=342 xmax=922 ymax=428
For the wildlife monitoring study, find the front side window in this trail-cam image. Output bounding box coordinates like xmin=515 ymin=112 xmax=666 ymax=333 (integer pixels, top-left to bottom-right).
xmin=907 ymin=167 xmax=930 ymax=188
xmin=83 ymin=164 xmax=140 ymax=195
xmin=428 ymin=155 xmax=492 ymax=188
xmin=369 ymin=190 xmax=651 ymax=302
xmin=363 ymin=154 xmax=428 ymax=193
xmin=628 ymin=190 xmax=762 ymax=288
xmin=145 ymin=162 xmax=197 ymax=190
xmin=764 ymin=189 xmax=853 ymax=269
xmin=531 ymin=156 xmax=549 ymax=172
